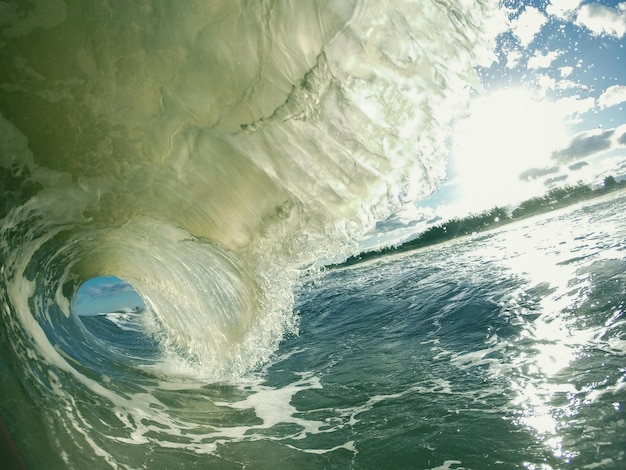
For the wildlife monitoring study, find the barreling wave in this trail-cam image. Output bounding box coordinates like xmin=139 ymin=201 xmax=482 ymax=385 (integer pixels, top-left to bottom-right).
xmin=0 ymin=0 xmax=494 ymax=465
xmin=1 ymin=0 xmax=493 ymax=378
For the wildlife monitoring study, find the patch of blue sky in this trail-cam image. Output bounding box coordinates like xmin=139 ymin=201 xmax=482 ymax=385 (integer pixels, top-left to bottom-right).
xmin=75 ymin=276 xmax=144 ymax=316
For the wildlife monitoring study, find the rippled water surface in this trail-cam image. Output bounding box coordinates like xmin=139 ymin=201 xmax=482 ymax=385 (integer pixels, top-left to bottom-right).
xmin=3 ymin=193 xmax=625 ymax=469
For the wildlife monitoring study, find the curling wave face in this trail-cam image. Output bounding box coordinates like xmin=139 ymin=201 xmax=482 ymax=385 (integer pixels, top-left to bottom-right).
xmin=0 ymin=0 xmax=493 ymax=466
xmin=1 ymin=0 xmax=492 ymax=377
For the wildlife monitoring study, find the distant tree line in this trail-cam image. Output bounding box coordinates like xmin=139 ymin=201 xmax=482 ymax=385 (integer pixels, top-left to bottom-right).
xmin=337 ymin=175 xmax=626 ymax=267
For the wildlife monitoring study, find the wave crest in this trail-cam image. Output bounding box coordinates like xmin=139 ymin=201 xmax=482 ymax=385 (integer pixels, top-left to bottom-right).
xmin=1 ymin=0 xmax=494 ymax=381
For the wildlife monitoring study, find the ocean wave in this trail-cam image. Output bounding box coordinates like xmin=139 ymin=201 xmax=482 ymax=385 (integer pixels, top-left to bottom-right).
xmin=0 ymin=1 xmax=494 ymax=465
xmin=1 ymin=0 xmax=493 ymax=381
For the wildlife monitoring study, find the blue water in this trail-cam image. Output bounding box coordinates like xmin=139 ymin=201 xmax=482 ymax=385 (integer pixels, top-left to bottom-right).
xmin=273 ymin=194 xmax=626 ymax=468
xmin=5 ymin=194 xmax=620 ymax=469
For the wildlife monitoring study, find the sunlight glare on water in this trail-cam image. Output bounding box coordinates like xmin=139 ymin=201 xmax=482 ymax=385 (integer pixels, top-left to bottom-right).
xmin=473 ymin=203 xmax=626 ymax=464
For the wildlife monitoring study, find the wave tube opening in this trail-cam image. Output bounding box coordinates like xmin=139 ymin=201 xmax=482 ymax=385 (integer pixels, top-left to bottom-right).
xmin=76 ymin=276 xmax=145 ymax=317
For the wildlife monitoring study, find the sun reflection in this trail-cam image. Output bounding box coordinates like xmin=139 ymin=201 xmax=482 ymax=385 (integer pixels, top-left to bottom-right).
xmin=487 ymin=215 xmax=614 ymax=463
xmin=454 ymin=205 xmax=626 ymax=465
xmin=507 ymin=295 xmax=588 ymax=461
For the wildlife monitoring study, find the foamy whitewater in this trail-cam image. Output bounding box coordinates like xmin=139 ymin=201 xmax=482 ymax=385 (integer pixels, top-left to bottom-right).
xmin=1 ymin=1 xmax=624 ymax=469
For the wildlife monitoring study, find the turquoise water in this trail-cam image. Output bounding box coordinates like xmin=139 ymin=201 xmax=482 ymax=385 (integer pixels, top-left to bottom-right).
xmin=1 ymin=1 xmax=624 ymax=468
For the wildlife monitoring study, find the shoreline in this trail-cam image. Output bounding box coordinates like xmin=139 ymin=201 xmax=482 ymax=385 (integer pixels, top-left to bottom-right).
xmin=331 ymin=182 xmax=626 ymax=269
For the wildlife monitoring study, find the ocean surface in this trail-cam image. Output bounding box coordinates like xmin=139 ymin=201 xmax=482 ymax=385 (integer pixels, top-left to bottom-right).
xmin=3 ymin=193 xmax=626 ymax=469
xmin=1 ymin=1 xmax=625 ymax=469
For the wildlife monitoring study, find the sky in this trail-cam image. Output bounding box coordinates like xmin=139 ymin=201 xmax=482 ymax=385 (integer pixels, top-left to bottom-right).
xmin=365 ymin=0 xmax=626 ymax=248
xmin=76 ymin=276 xmax=145 ymax=316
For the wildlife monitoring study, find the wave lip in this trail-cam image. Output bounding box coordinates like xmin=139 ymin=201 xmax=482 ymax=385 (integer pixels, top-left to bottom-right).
xmin=1 ymin=0 xmax=493 ymax=381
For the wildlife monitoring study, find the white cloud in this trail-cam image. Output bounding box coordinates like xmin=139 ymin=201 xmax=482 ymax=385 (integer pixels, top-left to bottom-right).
xmin=536 ymin=74 xmax=557 ymax=92
xmin=559 ymin=66 xmax=574 ymax=78
xmin=557 ymin=79 xmax=587 ymax=94
xmin=527 ymin=50 xmax=562 ymax=69
xmin=506 ymin=49 xmax=523 ymax=69
xmin=512 ymin=7 xmax=549 ymax=47
xmin=598 ymin=84 xmax=626 ymax=108
xmin=575 ymin=2 xmax=626 ymax=38
xmin=547 ymin=0 xmax=583 ymax=20
xmin=552 ymin=95 xmax=596 ymax=124
xmin=84 ymin=282 xmax=134 ymax=298
xmin=555 ymin=95 xmax=595 ymax=114
xmin=552 ymin=128 xmax=616 ymax=162
xmin=529 ymin=76 xmax=595 ymax=114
